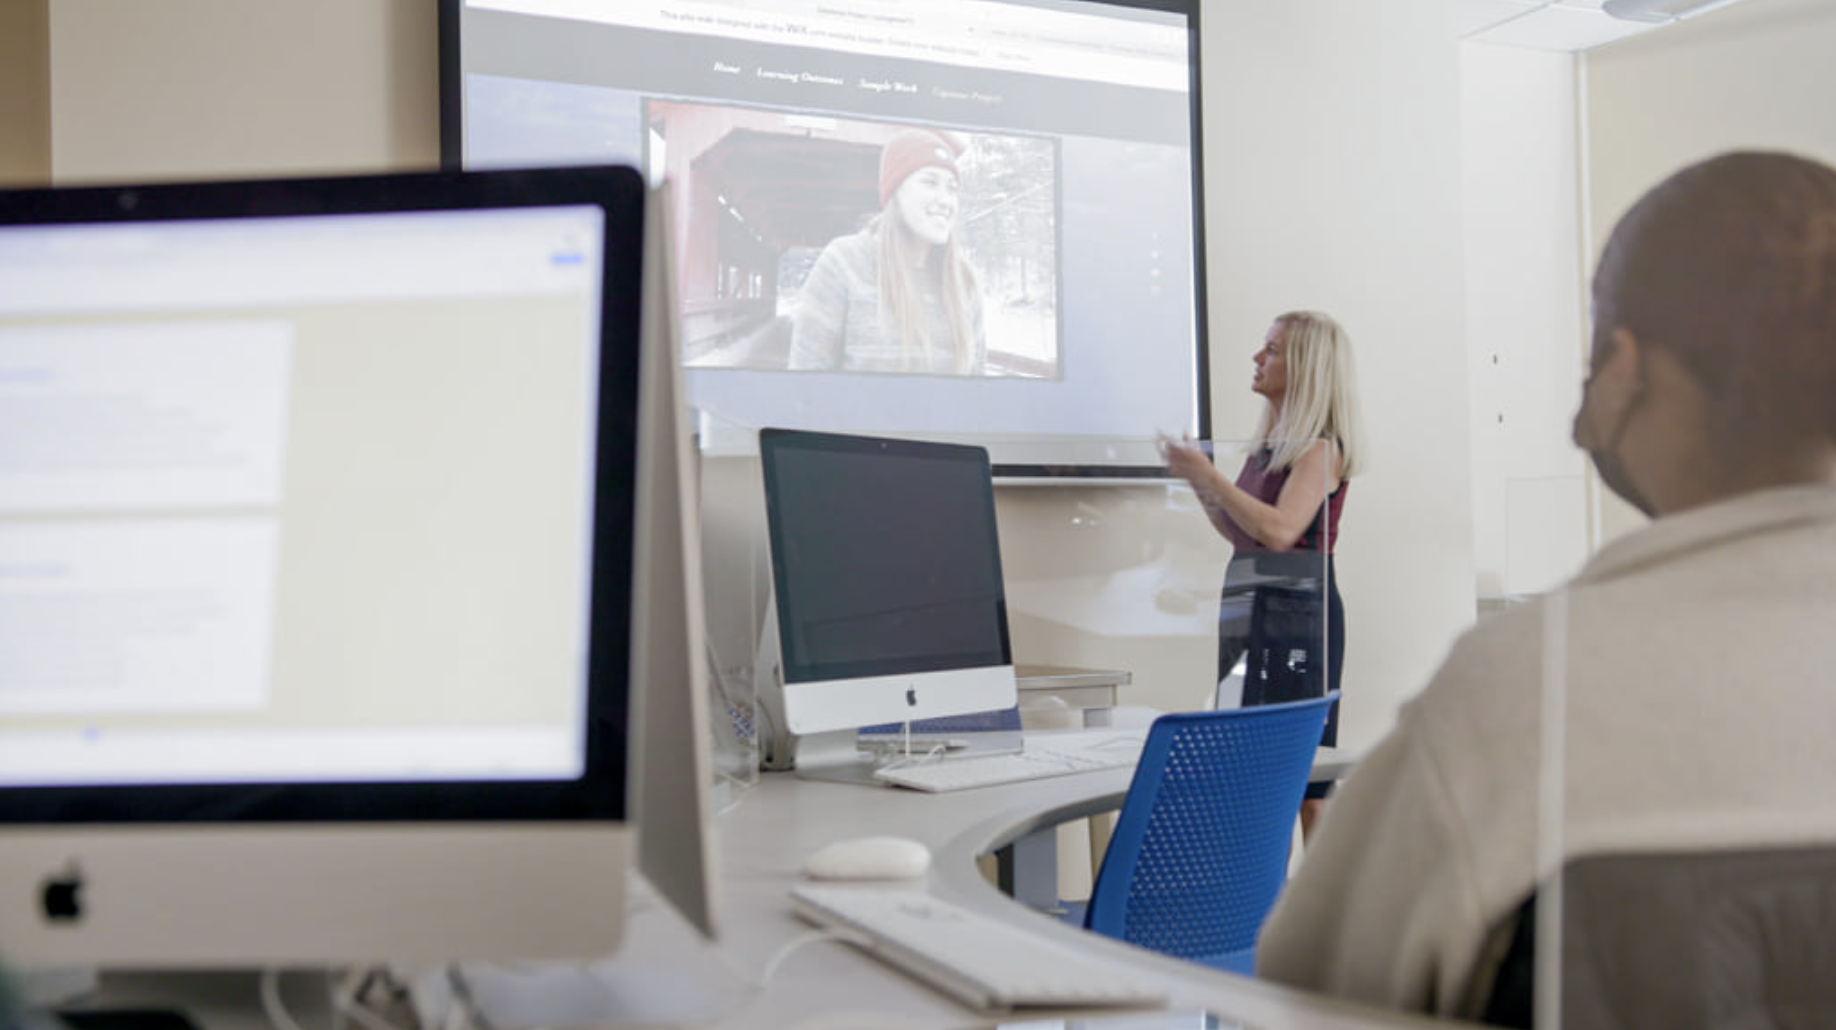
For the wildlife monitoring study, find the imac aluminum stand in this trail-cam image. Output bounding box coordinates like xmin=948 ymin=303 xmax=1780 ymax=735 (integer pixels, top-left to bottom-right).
xmin=786 ymin=729 xmax=891 ymax=787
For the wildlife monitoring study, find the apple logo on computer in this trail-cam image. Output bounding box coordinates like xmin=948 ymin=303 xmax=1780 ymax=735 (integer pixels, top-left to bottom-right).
xmin=906 ymin=687 xmax=917 ymax=707
xmin=39 ymin=863 xmax=84 ymax=923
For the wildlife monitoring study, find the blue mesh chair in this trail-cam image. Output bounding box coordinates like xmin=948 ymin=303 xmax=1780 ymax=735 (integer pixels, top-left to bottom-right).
xmin=1078 ymin=693 xmax=1335 ymax=975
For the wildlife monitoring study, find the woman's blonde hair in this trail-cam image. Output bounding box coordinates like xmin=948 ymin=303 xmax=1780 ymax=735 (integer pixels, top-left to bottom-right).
xmin=877 ymin=200 xmax=980 ymax=375
xmin=1253 ymin=310 xmax=1367 ymax=478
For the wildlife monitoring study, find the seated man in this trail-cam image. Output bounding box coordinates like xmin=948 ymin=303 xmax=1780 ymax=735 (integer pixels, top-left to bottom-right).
xmin=1255 ymin=150 xmax=1836 ymax=1023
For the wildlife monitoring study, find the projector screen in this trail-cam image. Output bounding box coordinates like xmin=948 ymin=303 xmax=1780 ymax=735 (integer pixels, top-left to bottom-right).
xmin=441 ymin=0 xmax=1208 ymax=476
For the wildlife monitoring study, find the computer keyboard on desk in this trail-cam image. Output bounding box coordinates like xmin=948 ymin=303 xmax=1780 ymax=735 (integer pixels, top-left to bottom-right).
xmin=789 ymin=883 xmax=1167 ymax=1012
xmin=871 ymin=731 xmax=1143 ymax=792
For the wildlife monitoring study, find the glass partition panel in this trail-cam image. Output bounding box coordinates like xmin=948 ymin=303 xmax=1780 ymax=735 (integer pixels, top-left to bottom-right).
xmin=695 ymin=413 xmax=767 ymax=804
xmin=694 ymin=420 xmax=1338 ymax=764
xmin=999 ymin=437 xmax=1334 ymax=730
xmin=1520 ymin=552 xmax=1836 ymax=1029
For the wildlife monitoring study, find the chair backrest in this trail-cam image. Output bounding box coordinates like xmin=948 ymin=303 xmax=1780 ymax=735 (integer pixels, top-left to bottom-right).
xmin=1083 ymin=694 xmax=1334 ymax=968
xmin=1481 ymin=846 xmax=1836 ymax=1030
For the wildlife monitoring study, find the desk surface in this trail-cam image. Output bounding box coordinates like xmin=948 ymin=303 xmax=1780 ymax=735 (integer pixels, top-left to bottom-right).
xmin=85 ymin=759 xmax=1426 ymax=1030
xmin=671 ymin=769 xmax=1444 ymax=1029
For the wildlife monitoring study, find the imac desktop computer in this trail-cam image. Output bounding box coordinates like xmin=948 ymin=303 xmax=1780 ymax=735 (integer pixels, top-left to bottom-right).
xmin=0 ymin=164 xmax=717 ymax=973
xmin=753 ymin=429 xmax=1019 ymax=782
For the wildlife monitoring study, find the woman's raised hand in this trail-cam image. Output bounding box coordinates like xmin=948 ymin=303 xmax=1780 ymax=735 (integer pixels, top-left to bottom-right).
xmin=1157 ymin=433 xmax=1211 ymax=485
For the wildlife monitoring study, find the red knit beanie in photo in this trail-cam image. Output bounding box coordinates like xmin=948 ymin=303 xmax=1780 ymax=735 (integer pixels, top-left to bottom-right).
xmin=878 ymin=129 xmax=964 ymax=207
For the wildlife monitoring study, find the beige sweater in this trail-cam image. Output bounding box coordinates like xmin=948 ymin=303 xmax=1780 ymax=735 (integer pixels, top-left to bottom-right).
xmin=1256 ymin=484 xmax=1836 ymax=1022
xmin=787 ymin=227 xmax=985 ymax=376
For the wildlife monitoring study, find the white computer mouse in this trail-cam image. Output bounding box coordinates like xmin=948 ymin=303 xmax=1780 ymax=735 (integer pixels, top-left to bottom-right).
xmin=801 ymin=835 xmax=932 ymax=881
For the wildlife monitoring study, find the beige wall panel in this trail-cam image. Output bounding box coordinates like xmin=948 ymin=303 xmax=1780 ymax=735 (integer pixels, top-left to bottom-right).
xmin=0 ymin=0 xmax=51 ymax=186
xmin=50 ymin=0 xmax=437 ymax=184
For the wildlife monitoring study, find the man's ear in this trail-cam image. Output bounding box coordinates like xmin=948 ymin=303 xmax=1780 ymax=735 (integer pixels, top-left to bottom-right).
xmin=1574 ymin=327 xmax=1646 ymax=449
xmin=1603 ymin=326 xmax=1648 ymax=391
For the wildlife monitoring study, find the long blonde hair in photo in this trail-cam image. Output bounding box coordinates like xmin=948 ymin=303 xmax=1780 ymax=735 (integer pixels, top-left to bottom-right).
xmin=1253 ymin=310 xmax=1367 ymax=478
xmin=877 ymin=205 xmax=979 ymax=375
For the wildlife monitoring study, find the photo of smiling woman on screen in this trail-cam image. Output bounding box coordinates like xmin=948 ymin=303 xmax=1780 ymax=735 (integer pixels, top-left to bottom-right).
xmin=645 ymin=101 xmax=1059 ymax=382
xmin=790 ymin=128 xmax=986 ymax=376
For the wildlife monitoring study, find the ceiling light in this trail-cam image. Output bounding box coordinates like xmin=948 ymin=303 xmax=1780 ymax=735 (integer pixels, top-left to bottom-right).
xmin=1602 ymin=0 xmax=1748 ymax=23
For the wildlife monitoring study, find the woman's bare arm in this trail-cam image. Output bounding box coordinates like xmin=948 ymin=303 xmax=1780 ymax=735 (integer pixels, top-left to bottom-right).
xmin=1163 ymin=436 xmax=1341 ymax=552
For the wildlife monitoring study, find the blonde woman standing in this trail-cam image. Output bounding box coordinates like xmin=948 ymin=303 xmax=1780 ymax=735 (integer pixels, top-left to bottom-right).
xmin=1162 ymin=310 xmax=1366 ymax=841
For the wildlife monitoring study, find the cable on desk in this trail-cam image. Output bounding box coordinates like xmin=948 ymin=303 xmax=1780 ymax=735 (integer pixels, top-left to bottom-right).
xmin=757 ymin=927 xmax=866 ymax=987
xmin=750 ymin=933 xmax=941 ymax=1030
xmin=259 ymin=967 xmax=418 ymax=1030
xmin=439 ymin=967 xmax=496 ymax=1030
xmin=873 ymin=742 xmax=950 ymax=773
xmin=258 ymin=970 xmax=309 ymax=1030
xmin=331 ymin=969 xmax=416 ymax=1030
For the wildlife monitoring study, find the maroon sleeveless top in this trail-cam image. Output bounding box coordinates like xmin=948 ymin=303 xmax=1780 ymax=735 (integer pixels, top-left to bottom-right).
xmin=1232 ymin=446 xmax=1347 ymax=555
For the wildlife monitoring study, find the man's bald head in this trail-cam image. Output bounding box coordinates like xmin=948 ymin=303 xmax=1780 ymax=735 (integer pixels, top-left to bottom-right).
xmin=1593 ymin=151 xmax=1836 ymax=467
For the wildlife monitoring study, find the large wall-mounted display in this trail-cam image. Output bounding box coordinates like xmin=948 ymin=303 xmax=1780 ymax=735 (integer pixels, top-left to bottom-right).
xmin=442 ymin=0 xmax=1208 ymax=476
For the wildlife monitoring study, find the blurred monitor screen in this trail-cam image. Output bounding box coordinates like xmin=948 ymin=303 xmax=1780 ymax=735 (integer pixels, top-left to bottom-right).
xmin=0 ymin=166 xmax=654 ymax=967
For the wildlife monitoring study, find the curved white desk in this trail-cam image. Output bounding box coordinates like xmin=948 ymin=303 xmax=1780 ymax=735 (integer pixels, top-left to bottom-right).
xmin=77 ymin=761 xmax=1433 ymax=1030
xmin=702 ymin=769 xmax=1454 ymax=1030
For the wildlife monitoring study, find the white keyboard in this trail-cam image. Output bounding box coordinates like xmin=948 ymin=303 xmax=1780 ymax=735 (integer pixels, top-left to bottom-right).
xmin=789 ymin=884 xmax=1168 ymax=1012
xmin=872 ymin=733 xmax=1142 ymax=792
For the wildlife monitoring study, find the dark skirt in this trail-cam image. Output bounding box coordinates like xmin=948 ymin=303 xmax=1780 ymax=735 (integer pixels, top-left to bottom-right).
xmin=1216 ymin=553 xmax=1344 ymax=799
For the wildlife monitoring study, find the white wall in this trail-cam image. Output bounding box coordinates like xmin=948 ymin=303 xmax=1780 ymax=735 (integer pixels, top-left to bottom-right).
xmin=1450 ymin=0 xmax=1836 ymax=593
xmin=37 ymin=0 xmax=1480 ymax=755
xmin=1004 ymin=3 xmax=1477 ymax=752
xmin=1200 ymin=2 xmax=1475 ymax=748
xmin=1583 ymin=0 xmax=1836 ymax=544
xmin=1458 ymin=44 xmax=1590 ymax=598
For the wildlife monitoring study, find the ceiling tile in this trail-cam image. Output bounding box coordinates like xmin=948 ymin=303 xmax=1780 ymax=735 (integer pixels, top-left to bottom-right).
xmin=1459 ymin=0 xmax=1546 ymax=36
xmin=1469 ymin=4 xmax=1659 ymax=48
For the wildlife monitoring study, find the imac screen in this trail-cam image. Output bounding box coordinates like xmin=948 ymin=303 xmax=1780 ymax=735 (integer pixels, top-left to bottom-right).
xmin=441 ymin=0 xmax=1208 ymax=476
xmin=757 ymin=428 xmax=1014 ymax=738
xmin=0 ymin=166 xmax=651 ymax=966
